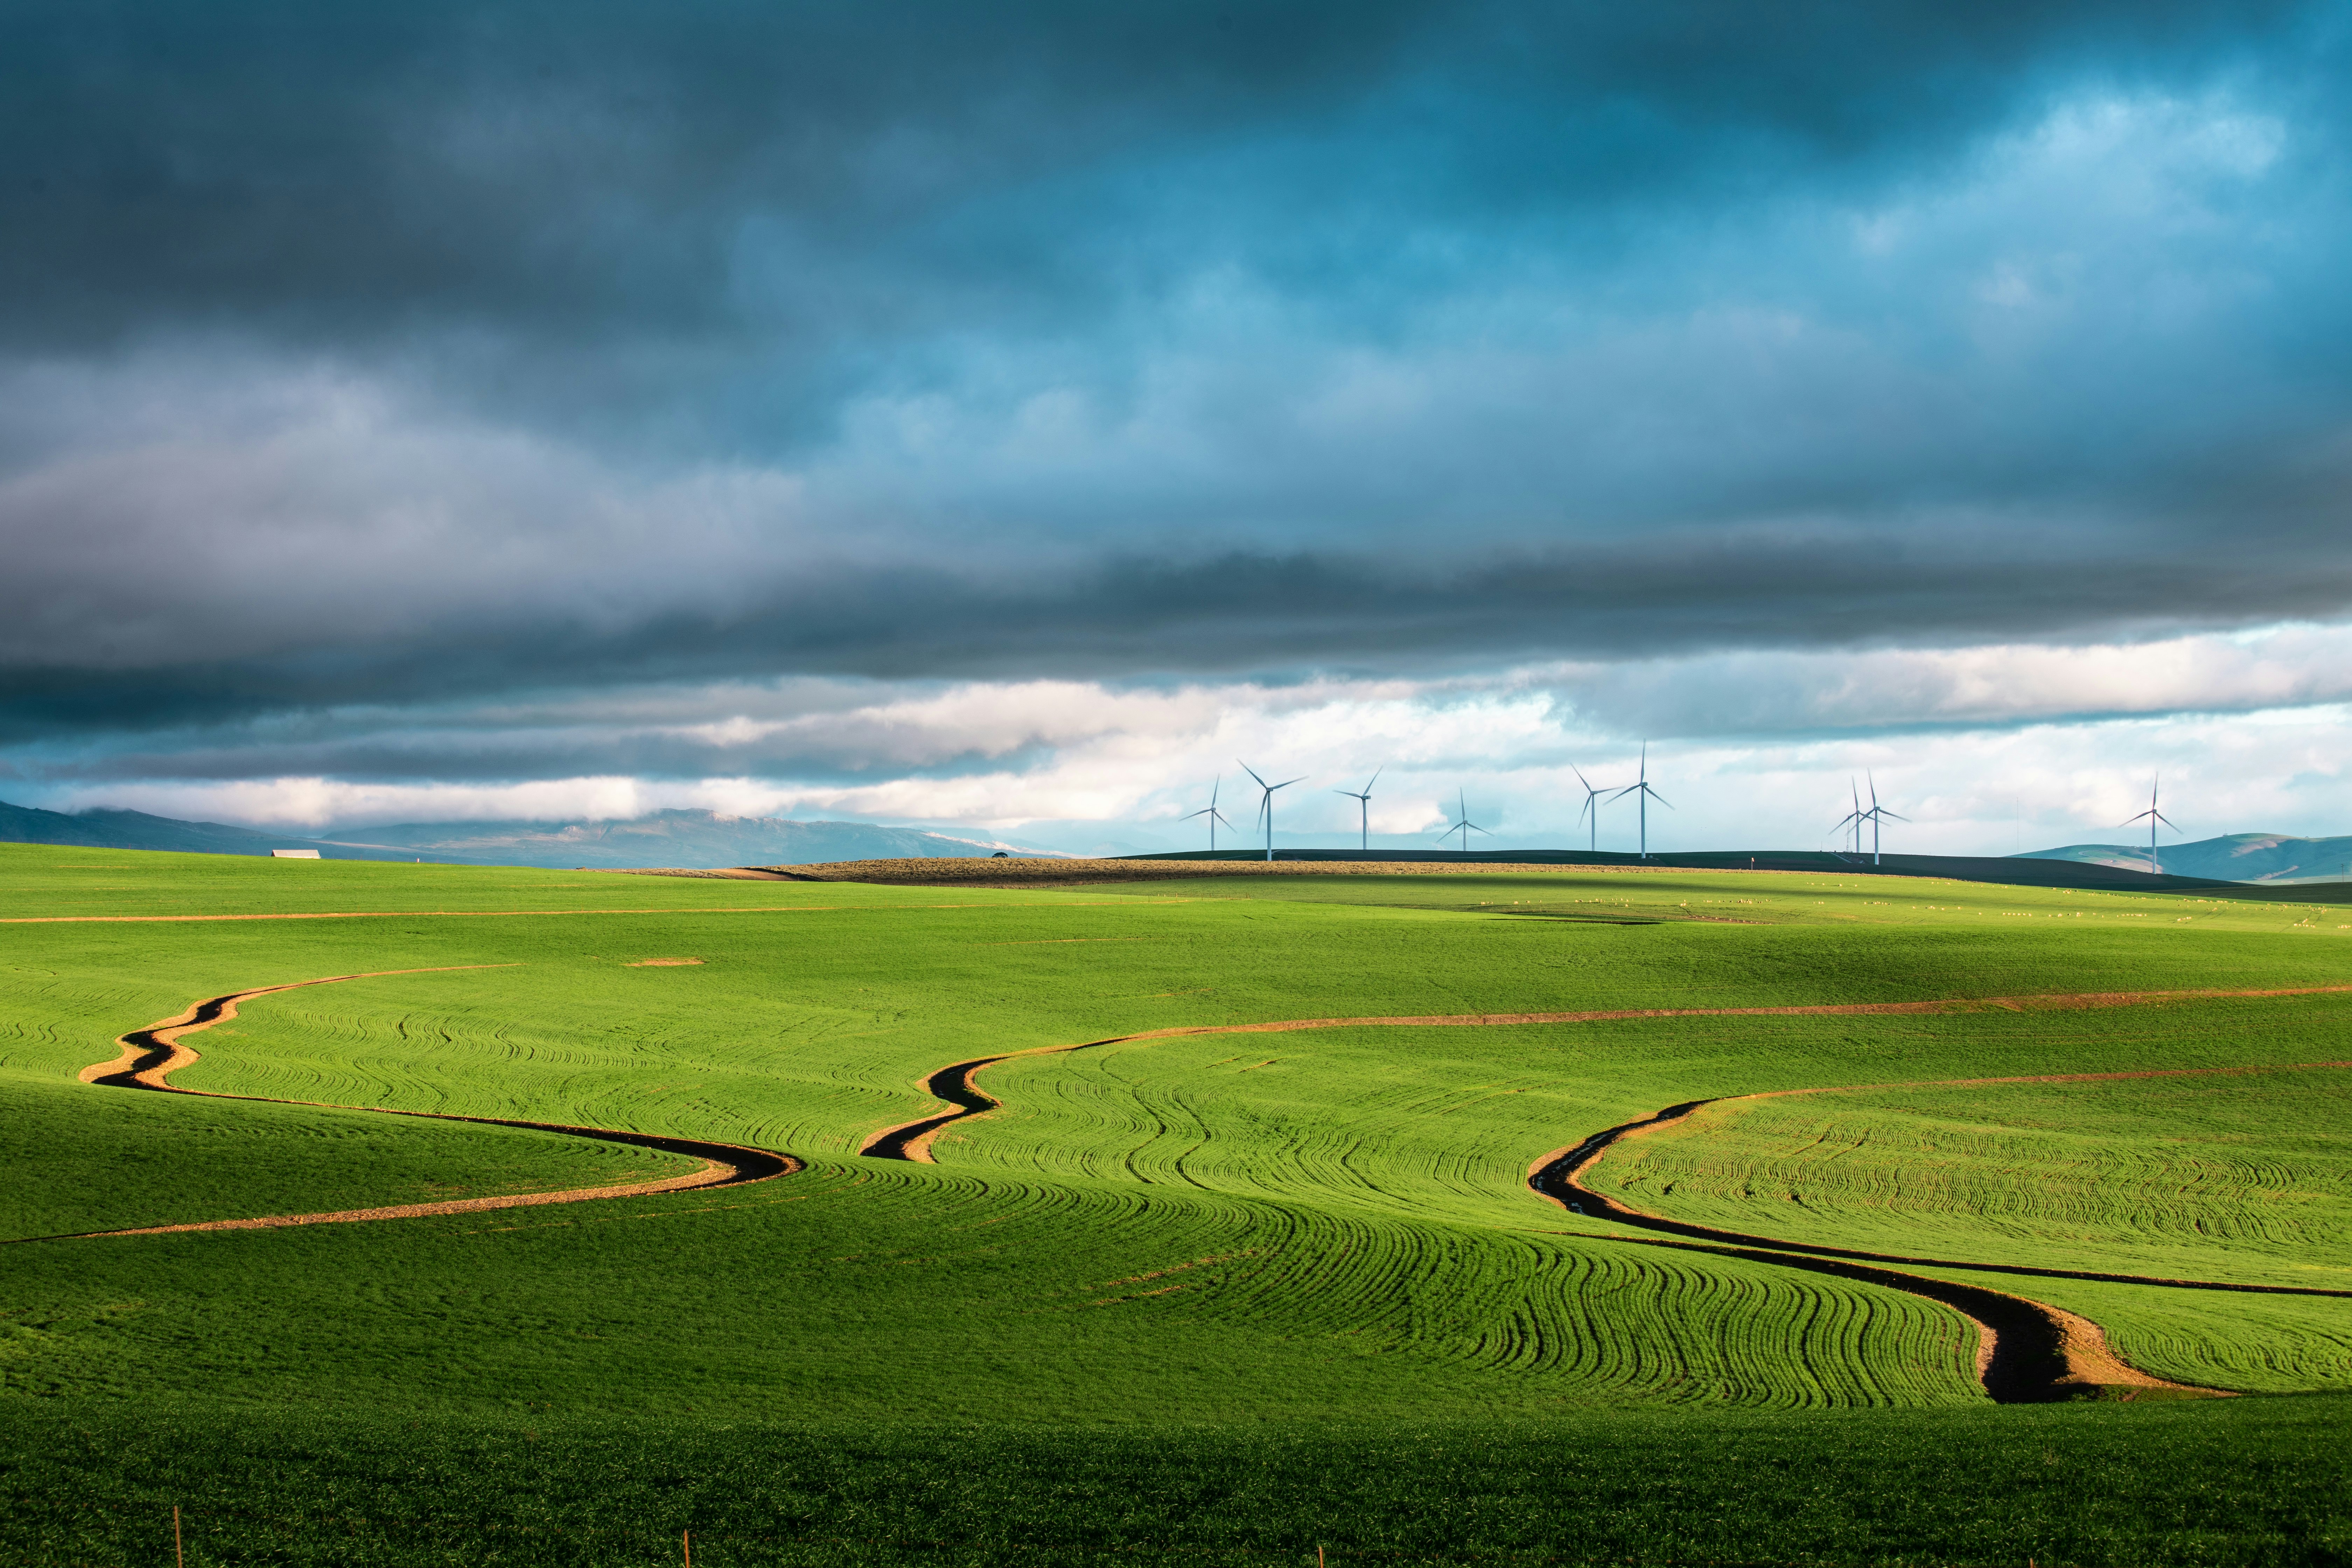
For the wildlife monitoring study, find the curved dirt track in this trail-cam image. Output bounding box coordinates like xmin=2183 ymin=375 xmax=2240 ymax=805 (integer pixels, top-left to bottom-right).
xmin=53 ymin=970 xmax=797 ymax=1242
xmin=861 ymin=1045 xmax=1083 ymax=1160
xmin=1523 ymin=1086 xmax=2339 ymax=1404
xmin=11 ymin=905 xmax=827 ymax=925
xmin=863 ymin=983 xmax=2352 ymax=1401
xmin=860 ymin=980 xmax=2352 ymax=1160
xmin=1525 ymin=1064 xmax=2352 ymax=1300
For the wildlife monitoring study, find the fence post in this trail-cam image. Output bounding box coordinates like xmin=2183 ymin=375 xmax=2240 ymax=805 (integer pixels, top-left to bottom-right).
xmin=684 ymin=1528 xmax=692 ymax=1567
xmin=174 ymin=1506 xmax=184 ymax=1568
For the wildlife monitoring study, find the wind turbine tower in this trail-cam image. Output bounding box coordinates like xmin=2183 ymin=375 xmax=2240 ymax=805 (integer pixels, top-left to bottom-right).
xmin=2120 ymin=775 xmax=2178 ymax=876
xmin=1240 ymin=761 xmax=1304 ymax=863
xmin=1332 ymin=767 xmax=1382 ymax=852
xmin=1611 ymin=744 xmax=1673 ymax=860
xmin=1832 ymin=778 xmax=1865 ymax=859
xmin=1861 ymin=772 xmax=1908 ymax=867
xmin=1182 ymin=776 xmax=1235 ymax=853
xmin=1571 ymin=764 xmax=1611 ymax=853
xmin=1437 ymin=789 xmax=1493 ymax=853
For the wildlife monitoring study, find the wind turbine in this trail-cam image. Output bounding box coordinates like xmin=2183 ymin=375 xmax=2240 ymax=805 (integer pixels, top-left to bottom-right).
xmin=1832 ymin=777 xmax=1866 ymax=859
xmin=1571 ymin=764 xmax=1611 ymax=854
xmin=2120 ymin=775 xmax=2178 ymax=876
xmin=1182 ymin=776 xmax=1235 ymax=853
xmin=1332 ymin=766 xmax=1382 ymax=852
xmin=1436 ymin=788 xmax=1492 ymax=853
xmin=1860 ymin=771 xmax=1908 ymax=866
xmin=1611 ymin=743 xmax=1672 ymax=860
xmin=1239 ymin=761 xmax=1304 ymax=863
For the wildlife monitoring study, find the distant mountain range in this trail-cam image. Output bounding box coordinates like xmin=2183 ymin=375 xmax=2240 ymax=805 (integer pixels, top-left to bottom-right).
xmin=0 ymin=799 xmax=447 ymax=861
xmin=0 ymin=800 xmax=1059 ymax=868
xmin=12 ymin=796 xmax=2345 ymax=881
xmin=2018 ymin=833 xmax=2352 ymax=884
xmin=336 ymin=810 xmax=1054 ymax=868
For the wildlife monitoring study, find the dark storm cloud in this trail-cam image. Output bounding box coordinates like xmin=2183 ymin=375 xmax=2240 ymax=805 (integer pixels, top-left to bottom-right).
xmin=5 ymin=0 xmax=2352 ymax=770
xmin=0 ymin=0 xmax=2303 ymax=359
xmin=9 ymin=507 xmax=2351 ymax=750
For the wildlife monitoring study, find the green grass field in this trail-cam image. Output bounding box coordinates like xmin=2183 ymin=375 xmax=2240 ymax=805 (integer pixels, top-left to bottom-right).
xmin=4 ymin=846 xmax=2349 ymax=1564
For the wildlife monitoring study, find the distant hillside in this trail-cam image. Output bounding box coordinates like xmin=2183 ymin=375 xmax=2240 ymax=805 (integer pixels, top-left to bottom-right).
xmin=1 ymin=799 xmax=1060 ymax=868
xmin=1140 ymin=846 xmax=2240 ymax=892
xmin=2017 ymin=832 xmax=2352 ymax=883
xmin=0 ymin=798 xmax=475 ymax=862
xmin=323 ymin=809 xmax=1058 ymax=868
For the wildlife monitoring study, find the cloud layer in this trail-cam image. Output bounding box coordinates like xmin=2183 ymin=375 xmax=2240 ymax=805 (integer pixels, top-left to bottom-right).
xmin=5 ymin=2 xmax=2350 ymax=835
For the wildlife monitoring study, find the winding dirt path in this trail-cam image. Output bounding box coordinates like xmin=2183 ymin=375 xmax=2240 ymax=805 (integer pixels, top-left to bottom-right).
xmin=864 ymin=982 xmax=2352 ymax=1400
xmin=43 ymin=969 xmax=797 ymax=1242
xmin=860 ymin=980 xmax=2352 ymax=1160
xmin=1523 ymin=1063 xmax=2352 ymax=1299
xmin=1520 ymin=1080 xmax=2348 ymax=1404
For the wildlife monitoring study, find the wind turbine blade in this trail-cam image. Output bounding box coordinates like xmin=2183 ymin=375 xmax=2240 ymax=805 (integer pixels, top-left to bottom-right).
xmin=1570 ymin=763 xmax=1591 ymax=791
xmin=1652 ymin=791 xmax=1674 ymax=811
xmin=1366 ymin=766 xmax=1382 ymax=792
xmin=1878 ymin=810 xmax=1910 ymax=823
xmin=1238 ymin=761 xmax=1268 ymax=789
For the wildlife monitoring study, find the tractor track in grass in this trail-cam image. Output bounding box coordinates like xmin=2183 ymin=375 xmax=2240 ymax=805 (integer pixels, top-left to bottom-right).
xmin=38 ymin=969 xmax=798 ymax=1243
xmin=1524 ymin=1064 xmax=2352 ymax=1301
xmin=861 ymin=980 xmax=2352 ymax=1162
xmin=1524 ymin=1073 xmax=2351 ymax=1404
xmin=866 ymin=983 xmax=2352 ymax=1400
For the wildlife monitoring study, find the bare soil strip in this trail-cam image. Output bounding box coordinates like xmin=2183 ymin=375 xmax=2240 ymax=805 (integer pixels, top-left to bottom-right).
xmin=49 ymin=971 xmax=797 ymax=1242
xmin=861 ymin=982 xmax=2352 ymax=1160
xmin=9 ymin=906 xmax=826 ymax=924
xmin=866 ymin=982 xmax=2352 ymax=1400
xmin=7 ymin=901 xmax=1148 ymax=924
xmin=1522 ymin=1070 xmax=2352 ymax=1403
xmin=1540 ymin=1224 xmax=2197 ymax=1404
xmin=1524 ymin=1065 xmax=2352 ymax=1301
xmin=719 ymin=858 xmax=1674 ymax=889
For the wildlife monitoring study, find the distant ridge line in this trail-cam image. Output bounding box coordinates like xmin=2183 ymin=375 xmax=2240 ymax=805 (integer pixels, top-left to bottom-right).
xmin=1127 ymin=847 xmax=2279 ymax=894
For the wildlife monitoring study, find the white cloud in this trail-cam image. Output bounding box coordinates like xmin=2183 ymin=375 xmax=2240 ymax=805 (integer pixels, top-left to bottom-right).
xmin=1541 ymin=622 xmax=2352 ymax=736
xmin=47 ymin=662 xmax=2352 ymax=855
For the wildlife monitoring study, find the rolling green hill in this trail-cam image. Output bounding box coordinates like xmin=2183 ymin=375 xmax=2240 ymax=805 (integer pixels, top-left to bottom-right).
xmin=3 ymin=847 xmax=2348 ymax=1564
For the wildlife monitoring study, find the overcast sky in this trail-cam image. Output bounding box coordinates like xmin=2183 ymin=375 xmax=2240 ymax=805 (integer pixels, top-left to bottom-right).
xmin=5 ymin=1 xmax=2350 ymax=855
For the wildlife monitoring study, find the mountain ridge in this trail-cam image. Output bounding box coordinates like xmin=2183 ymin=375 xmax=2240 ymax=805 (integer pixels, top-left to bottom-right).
xmin=0 ymin=801 xmax=1063 ymax=868
xmin=2017 ymin=832 xmax=2352 ymax=884
xmin=330 ymin=809 xmax=1060 ymax=868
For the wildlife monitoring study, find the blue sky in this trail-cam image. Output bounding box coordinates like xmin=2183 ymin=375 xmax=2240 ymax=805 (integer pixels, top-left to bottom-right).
xmin=4 ymin=1 xmax=2350 ymax=854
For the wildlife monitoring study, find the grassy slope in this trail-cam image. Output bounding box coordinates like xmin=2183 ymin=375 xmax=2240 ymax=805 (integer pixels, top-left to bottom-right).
xmin=0 ymin=1074 xmax=702 ymax=1240
xmin=10 ymin=1395 xmax=2348 ymax=1568
xmin=7 ymin=847 xmax=2352 ymax=1562
xmin=1583 ymin=1052 xmax=2352 ymax=1289
xmin=949 ymin=1012 xmax=2352 ymax=1393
